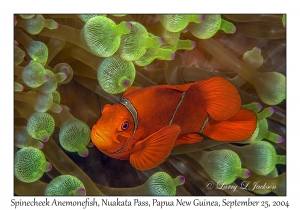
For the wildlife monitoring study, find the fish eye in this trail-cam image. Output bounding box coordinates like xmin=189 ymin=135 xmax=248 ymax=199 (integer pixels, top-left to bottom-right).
xmin=121 ymin=121 xmax=130 ymax=131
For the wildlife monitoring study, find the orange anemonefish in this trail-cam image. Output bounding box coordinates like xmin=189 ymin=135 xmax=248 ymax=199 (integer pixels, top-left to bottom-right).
xmin=91 ymin=77 xmax=257 ymax=170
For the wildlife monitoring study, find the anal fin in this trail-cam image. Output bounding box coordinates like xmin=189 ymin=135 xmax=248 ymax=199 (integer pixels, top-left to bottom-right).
xmin=202 ymin=108 xmax=257 ymax=142
xmin=129 ymin=125 xmax=181 ymax=170
xmin=174 ymin=133 xmax=204 ymax=147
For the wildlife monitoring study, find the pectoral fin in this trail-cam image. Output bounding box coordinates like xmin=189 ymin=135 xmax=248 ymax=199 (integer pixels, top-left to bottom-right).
xmin=129 ymin=125 xmax=181 ymax=170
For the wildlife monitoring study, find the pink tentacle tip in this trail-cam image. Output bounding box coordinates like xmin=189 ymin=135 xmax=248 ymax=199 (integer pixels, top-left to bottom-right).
xmin=57 ymin=106 xmax=63 ymax=113
xmin=39 ymin=143 xmax=44 ymax=149
xmin=45 ymin=74 xmax=50 ymax=80
xmin=127 ymin=22 xmax=133 ymax=30
xmin=18 ymin=85 xmax=24 ymax=92
xmin=182 ymin=25 xmax=190 ymax=33
xmin=279 ymin=136 xmax=285 ymax=143
xmin=178 ymin=175 xmax=185 ymax=183
xmin=171 ymin=53 xmax=176 ymax=60
xmin=246 ymin=170 xmax=251 ymax=178
xmin=232 ymin=26 xmax=237 ymax=33
xmin=14 ymin=40 xmax=19 ymax=47
xmin=192 ymin=41 xmax=196 ymax=48
xmin=77 ymin=188 xmax=86 ymax=196
xmin=81 ymin=150 xmax=89 ymax=158
xmin=42 ymin=135 xmax=49 ymax=142
xmin=121 ymin=79 xmax=131 ymax=88
xmin=55 ymin=23 xmax=60 ymax=29
xmin=60 ymin=72 xmax=68 ymax=81
xmin=200 ymin=14 xmax=205 ymax=21
xmin=253 ymin=47 xmax=261 ymax=52
xmin=201 ymin=14 xmax=205 ymax=21
xmin=20 ymin=51 xmax=26 ymax=57
xmin=159 ymin=37 xmax=165 ymax=44
xmin=46 ymin=164 xmax=52 ymax=172
xmin=269 ymin=106 xmax=275 ymax=114
xmin=257 ymin=102 xmax=263 ymax=110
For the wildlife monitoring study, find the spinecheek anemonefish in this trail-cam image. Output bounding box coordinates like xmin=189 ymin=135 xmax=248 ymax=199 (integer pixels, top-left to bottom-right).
xmin=91 ymin=77 xmax=257 ymax=170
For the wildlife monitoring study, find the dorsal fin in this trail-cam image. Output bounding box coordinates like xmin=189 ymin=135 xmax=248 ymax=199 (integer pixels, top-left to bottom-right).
xmin=196 ymin=77 xmax=241 ymax=121
xmin=123 ymin=86 xmax=142 ymax=97
xmin=158 ymin=83 xmax=192 ymax=92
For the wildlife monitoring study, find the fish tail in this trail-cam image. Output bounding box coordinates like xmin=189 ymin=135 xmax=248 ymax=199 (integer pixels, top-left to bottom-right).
xmin=201 ymin=108 xmax=257 ymax=142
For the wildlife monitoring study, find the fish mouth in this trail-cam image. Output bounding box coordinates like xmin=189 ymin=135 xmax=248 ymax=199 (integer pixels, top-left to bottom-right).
xmin=93 ymin=130 xmax=101 ymax=138
xmin=91 ymin=127 xmax=113 ymax=150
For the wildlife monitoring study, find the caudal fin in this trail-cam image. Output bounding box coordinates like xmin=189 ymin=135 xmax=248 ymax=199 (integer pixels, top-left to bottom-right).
xmin=202 ymin=108 xmax=257 ymax=142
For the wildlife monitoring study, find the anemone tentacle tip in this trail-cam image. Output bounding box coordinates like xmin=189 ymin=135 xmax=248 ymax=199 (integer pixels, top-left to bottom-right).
xmin=127 ymin=22 xmax=133 ymax=30
xmin=45 ymin=74 xmax=50 ymax=80
xmin=178 ymin=175 xmax=185 ymax=184
xmin=257 ymin=102 xmax=263 ymax=110
xmin=39 ymin=143 xmax=44 ymax=149
xmin=46 ymin=163 xmax=53 ymax=172
xmin=79 ymin=150 xmax=89 ymax=158
xmin=159 ymin=37 xmax=164 ymax=44
xmin=232 ymin=26 xmax=237 ymax=33
xmin=254 ymin=46 xmax=261 ymax=51
xmin=76 ymin=188 xmax=86 ymax=196
xmin=192 ymin=41 xmax=197 ymax=48
xmin=270 ymin=106 xmax=275 ymax=113
xmin=201 ymin=14 xmax=205 ymax=21
xmin=63 ymin=72 xmax=68 ymax=78
xmin=57 ymin=106 xmax=63 ymax=113
xmin=279 ymin=136 xmax=285 ymax=143
xmin=171 ymin=53 xmax=176 ymax=60
xmin=120 ymin=78 xmax=131 ymax=88
xmin=20 ymin=51 xmax=26 ymax=57
xmin=246 ymin=170 xmax=251 ymax=178
xmin=41 ymin=135 xmax=49 ymax=142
